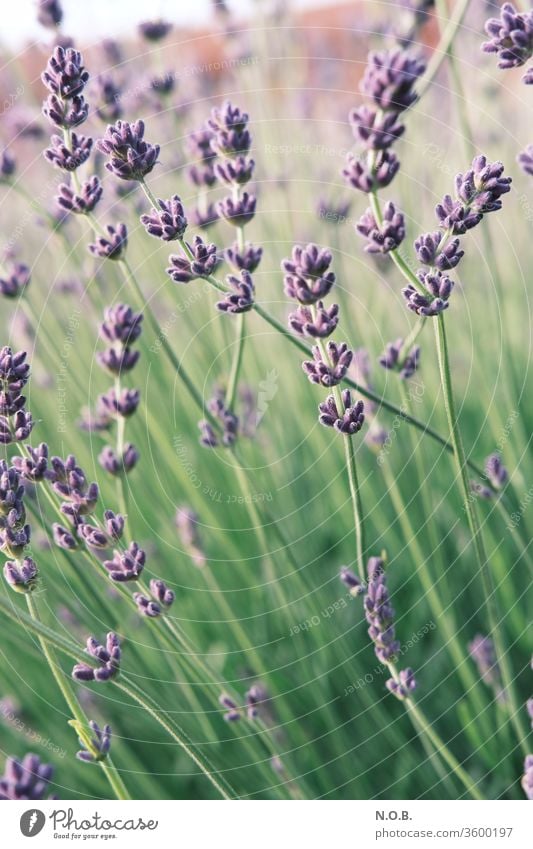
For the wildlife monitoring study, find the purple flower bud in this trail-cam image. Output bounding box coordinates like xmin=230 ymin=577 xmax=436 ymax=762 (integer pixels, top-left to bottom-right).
xmin=386 ymin=668 xmax=417 ymax=700
xmin=318 ymin=390 xmax=365 ymax=435
xmin=217 ymin=270 xmax=255 ymax=314
xmin=379 ymin=338 xmax=420 ymax=379
xmin=482 ymin=3 xmax=533 ymax=70
xmin=245 ymin=685 xmax=263 ymax=719
xmin=3 ymin=557 xmax=38 ymax=593
xmin=282 ymin=243 xmax=335 ymax=305
xmin=150 ymin=73 xmax=175 ymax=95
xmin=403 ymin=270 xmax=454 ymax=317
xmin=149 ymin=578 xmax=175 ymax=607
xmin=219 ymin=693 xmax=240 ymax=722
xmin=44 ymin=132 xmax=93 ymax=171
xmin=78 ymin=524 xmax=109 ymax=550
xmin=167 ymin=236 xmax=219 ymax=283
xmin=37 ymin=0 xmax=63 ymax=29
xmin=57 ymin=176 xmax=103 ymax=214
xmin=303 ymin=341 xmax=353 ymax=387
xmin=208 ymin=102 xmax=252 ymax=157
xmin=289 ymin=301 xmax=339 ymax=338
xmin=356 ymin=201 xmax=405 ymax=253
xmin=89 ymin=223 xmax=128 ymax=261
xmin=215 ymin=156 xmax=255 ymax=186
xmin=340 ymin=566 xmax=364 ymax=597
xmin=217 ymin=192 xmax=256 ymax=227
xmin=225 ymin=241 xmax=262 ymax=272
xmin=97 ymin=348 xmax=140 ymax=375
xmin=0 ymin=149 xmax=16 ymax=182
xmin=190 ymin=204 xmax=219 ymax=229
xmin=518 ymin=143 xmax=533 ymax=176
xmin=349 ymin=105 xmax=405 ymax=150
xmin=100 ymin=304 xmax=143 ymax=346
xmin=93 ymin=74 xmax=122 ymax=123
xmin=0 ymin=262 xmax=31 ymax=299
xmin=41 ymin=46 xmax=89 ymax=99
xmin=99 ymin=444 xmax=139 ymax=476
xmin=361 ymin=48 xmax=425 ymax=112
xmin=43 ymin=94 xmax=88 ymax=130
xmin=343 ymin=149 xmax=400 ymax=193
xmin=364 ymin=556 xmax=401 ymax=664
xmin=0 ymin=753 xmax=54 ymax=800
xmin=76 ymin=721 xmax=111 ymax=763
xmin=98 ymin=387 xmax=139 ymax=418
xmin=97 ymin=119 xmax=160 ymax=181
xmin=140 ymin=195 xmax=188 ymax=241
xmin=414 ymin=231 xmax=464 ymax=270
xmin=524 ymin=66 xmax=533 ymax=84
xmin=138 ymin=19 xmax=172 ymax=41
xmin=12 ymin=443 xmax=49 ymax=483
xmin=485 ymin=453 xmax=508 ymax=490
xmin=104 ymin=510 xmax=125 ymax=541
xmin=133 ymin=593 xmax=161 ymax=617
xmin=104 ymin=541 xmax=145 ymax=582
xmin=53 ymin=523 xmax=77 ymax=550
xmin=72 ymin=632 xmax=121 ymax=682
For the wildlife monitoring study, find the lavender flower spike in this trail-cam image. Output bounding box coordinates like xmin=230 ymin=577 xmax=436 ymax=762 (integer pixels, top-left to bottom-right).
xmin=150 ymin=579 xmax=175 ymax=607
xmin=133 ymin=593 xmax=161 ymax=617
xmin=97 ymin=120 xmax=160 ymax=181
xmin=76 ymin=721 xmax=111 ymax=763
xmin=386 ymin=668 xmax=417 ymax=700
xmin=414 ymin=231 xmax=464 ymax=271
xmin=343 ymin=149 xmax=399 ymax=193
xmin=318 ymin=390 xmax=365 ymax=435
xmin=57 ymin=176 xmax=102 ymax=214
xmin=219 ymin=694 xmax=240 ymax=722
xmin=141 ymin=195 xmax=188 ymax=241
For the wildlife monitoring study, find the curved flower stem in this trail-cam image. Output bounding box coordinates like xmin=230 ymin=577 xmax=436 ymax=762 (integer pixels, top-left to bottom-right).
xmin=434 ymin=315 xmax=529 ymax=756
xmin=25 ymin=595 xmax=131 ymax=800
xmin=415 ymin=0 xmax=472 ymax=102
xmin=114 ymin=681 xmax=234 ymax=800
xmin=343 ymin=435 xmax=366 ymax=582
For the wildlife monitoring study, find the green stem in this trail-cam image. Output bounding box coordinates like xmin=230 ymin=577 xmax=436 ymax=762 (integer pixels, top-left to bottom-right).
xmin=225 ymin=311 xmax=246 ymax=411
xmin=433 ymin=315 xmax=529 ymax=756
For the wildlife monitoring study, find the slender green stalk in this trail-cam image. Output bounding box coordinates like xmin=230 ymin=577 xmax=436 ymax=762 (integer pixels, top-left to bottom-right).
xmin=434 ymin=315 xmax=529 ymax=756
xmin=225 ymin=311 xmax=246 ymax=411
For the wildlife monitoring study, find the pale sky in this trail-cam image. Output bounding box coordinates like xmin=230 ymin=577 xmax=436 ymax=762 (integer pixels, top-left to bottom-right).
xmin=2 ymin=0 xmax=346 ymax=48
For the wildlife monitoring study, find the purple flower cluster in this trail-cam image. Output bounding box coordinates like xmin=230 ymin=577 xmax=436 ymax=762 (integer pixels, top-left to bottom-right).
xmin=216 ymin=269 xmax=254 ymax=313
xmin=282 ymin=243 xmax=335 ymax=305
xmin=303 ymin=341 xmax=353 ymax=387
xmin=378 ymin=338 xmax=420 ymax=380
xmin=134 ymin=579 xmax=175 ymax=617
xmin=72 ymin=632 xmax=121 ymax=682
xmin=356 ymin=201 xmax=405 ymax=254
xmin=319 ymin=390 xmax=365 ymax=435
xmin=219 ymin=686 xmax=265 ymax=722
xmin=97 ymin=119 xmax=160 ymax=181
xmin=0 ymin=753 xmax=55 ymax=800
xmin=37 ymin=0 xmax=63 ymax=29
xmin=167 ymin=236 xmax=219 ymax=284
xmin=42 ymin=47 xmax=91 ymax=170
xmin=141 ymin=195 xmax=188 ymax=241
xmin=0 ymin=261 xmax=31 ymax=299
xmin=482 ymin=3 xmax=533 ymax=83
xmin=198 ymin=393 xmax=239 ymax=448
xmin=76 ymin=721 xmax=112 ymax=763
